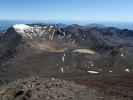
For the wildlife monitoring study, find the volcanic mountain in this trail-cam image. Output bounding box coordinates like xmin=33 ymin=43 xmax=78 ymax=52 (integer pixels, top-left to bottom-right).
xmin=0 ymin=23 xmax=132 ymax=84
xmin=0 ymin=23 xmax=133 ymax=99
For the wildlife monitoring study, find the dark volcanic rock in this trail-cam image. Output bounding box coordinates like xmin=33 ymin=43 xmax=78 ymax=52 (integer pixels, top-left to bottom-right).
xmin=0 ymin=77 xmax=132 ymax=100
xmin=0 ymin=77 xmax=92 ymax=100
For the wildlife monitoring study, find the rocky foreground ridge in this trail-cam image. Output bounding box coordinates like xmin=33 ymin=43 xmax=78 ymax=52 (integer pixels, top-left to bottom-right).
xmin=0 ymin=77 xmax=132 ymax=100
xmin=0 ymin=77 xmax=92 ymax=100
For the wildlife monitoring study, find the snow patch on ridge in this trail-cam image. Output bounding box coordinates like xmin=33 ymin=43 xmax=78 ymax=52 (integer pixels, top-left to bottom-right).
xmin=87 ymin=71 xmax=99 ymax=74
xmin=72 ymin=49 xmax=95 ymax=54
xmin=13 ymin=24 xmax=33 ymax=39
xmin=13 ymin=24 xmax=32 ymax=32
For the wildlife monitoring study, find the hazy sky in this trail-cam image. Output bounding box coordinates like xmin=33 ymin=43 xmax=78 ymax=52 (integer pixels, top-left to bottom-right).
xmin=0 ymin=0 xmax=133 ymax=22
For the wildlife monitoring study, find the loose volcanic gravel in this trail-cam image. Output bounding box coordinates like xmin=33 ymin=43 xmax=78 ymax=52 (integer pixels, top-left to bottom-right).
xmin=0 ymin=76 xmax=131 ymax=100
xmin=0 ymin=77 xmax=95 ymax=100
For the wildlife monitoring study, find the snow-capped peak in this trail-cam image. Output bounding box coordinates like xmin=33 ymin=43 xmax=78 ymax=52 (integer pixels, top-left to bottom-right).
xmin=11 ymin=24 xmax=57 ymax=39
xmin=13 ymin=24 xmax=32 ymax=33
xmin=12 ymin=24 xmax=34 ymax=39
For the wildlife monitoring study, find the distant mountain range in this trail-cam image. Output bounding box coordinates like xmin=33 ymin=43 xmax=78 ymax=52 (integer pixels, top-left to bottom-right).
xmin=0 ymin=20 xmax=133 ymax=32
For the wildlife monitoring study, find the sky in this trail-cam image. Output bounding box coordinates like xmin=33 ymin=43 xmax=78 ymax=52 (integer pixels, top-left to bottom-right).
xmin=0 ymin=0 xmax=133 ymax=22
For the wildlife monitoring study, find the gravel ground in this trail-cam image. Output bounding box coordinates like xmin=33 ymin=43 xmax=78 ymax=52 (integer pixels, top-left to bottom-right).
xmin=0 ymin=76 xmax=97 ymax=100
xmin=0 ymin=76 xmax=132 ymax=100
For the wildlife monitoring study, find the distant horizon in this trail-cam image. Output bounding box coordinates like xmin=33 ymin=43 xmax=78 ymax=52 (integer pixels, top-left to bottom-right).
xmin=0 ymin=19 xmax=133 ymax=24
xmin=0 ymin=19 xmax=133 ymax=30
xmin=0 ymin=0 xmax=133 ymax=22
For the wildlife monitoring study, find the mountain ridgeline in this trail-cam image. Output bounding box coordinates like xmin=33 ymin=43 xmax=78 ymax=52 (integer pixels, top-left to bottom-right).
xmin=1 ymin=24 xmax=133 ymax=49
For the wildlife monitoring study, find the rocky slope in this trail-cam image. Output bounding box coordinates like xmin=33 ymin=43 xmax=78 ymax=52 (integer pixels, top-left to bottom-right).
xmin=0 ymin=76 xmax=131 ymax=100
xmin=0 ymin=77 xmax=90 ymax=100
